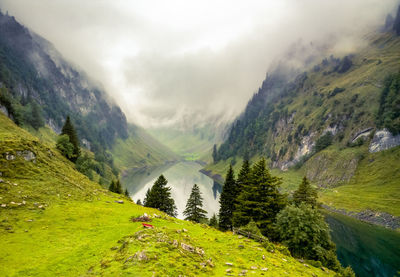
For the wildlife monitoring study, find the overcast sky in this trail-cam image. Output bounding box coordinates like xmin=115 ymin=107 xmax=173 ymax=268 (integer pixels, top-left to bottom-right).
xmin=0 ymin=0 xmax=398 ymax=128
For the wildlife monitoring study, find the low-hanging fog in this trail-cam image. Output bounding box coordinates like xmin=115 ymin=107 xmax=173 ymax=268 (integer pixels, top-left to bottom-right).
xmin=1 ymin=0 xmax=398 ymax=128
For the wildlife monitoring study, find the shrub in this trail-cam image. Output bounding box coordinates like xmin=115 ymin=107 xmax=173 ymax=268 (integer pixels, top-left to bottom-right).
xmin=56 ymin=134 xmax=74 ymax=160
xmin=314 ymin=132 xmax=333 ymax=153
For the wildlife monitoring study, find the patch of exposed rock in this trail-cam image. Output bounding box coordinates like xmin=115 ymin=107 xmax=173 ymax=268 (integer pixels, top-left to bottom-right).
xmin=322 ymin=205 xmax=400 ymax=230
xmin=369 ymin=129 xmax=400 ymax=153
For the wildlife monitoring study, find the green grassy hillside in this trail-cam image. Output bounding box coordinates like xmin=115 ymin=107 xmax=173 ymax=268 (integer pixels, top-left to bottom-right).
xmin=0 ymin=114 xmax=333 ymax=276
xmin=111 ymin=124 xmax=179 ymax=172
xmin=148 ymin=124 xmax=224 ymax=162
xmin=207 ymin=32 xmax=400 ymax=218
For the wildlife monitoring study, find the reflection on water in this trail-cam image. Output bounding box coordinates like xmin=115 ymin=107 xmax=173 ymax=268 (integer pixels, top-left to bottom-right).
xmin=324 ymin=211 xmax=400 ymax=277
xmin=123 ymin=161 xmax=221 ymax=219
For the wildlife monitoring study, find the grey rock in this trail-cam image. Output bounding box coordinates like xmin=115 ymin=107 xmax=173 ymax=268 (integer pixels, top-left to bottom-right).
xmin=115 ymin=200 xmax=124 ymax=204
xmin=225 ymin=262 xmax=233 ymax=266
xmin=369 ymin=129 xmax=400 ymax=153
xmin=134 ymin=250 xmax=148 ymax=261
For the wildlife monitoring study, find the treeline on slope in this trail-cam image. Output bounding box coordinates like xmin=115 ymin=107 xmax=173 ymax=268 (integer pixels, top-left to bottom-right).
xmin=0 ymin=10 xmax=128 ymax=185
xmin=213 ymin=49 xmax=400 ymax=169
xmin=217 ymin=159 xmax=354 ymax=276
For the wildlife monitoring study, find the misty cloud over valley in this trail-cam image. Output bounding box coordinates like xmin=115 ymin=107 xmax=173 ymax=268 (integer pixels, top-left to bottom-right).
xmin=1 ymin=0 xmax=398 ymax=128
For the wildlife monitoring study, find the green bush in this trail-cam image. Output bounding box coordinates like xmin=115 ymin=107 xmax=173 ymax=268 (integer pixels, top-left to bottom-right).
xmin=314 ymin=132 xmax=333 ymax=153
xmin=56 ymin=134 xmax=74 ymax=160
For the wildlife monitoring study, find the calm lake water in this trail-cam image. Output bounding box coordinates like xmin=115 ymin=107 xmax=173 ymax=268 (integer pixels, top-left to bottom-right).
xmin=123 ymin=161 xmax=222 ymax=219
xmin=123 ymin=161 xmax=400 ymax=276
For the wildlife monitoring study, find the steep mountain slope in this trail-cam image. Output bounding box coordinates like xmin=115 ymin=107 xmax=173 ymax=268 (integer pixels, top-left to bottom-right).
xmin=0 ymin=11 xmax=177 ymax=176
xmin=0 ymin=113 xmax=334 ymax=276
xmin=208 ymin=19 xmax=400 ymax=219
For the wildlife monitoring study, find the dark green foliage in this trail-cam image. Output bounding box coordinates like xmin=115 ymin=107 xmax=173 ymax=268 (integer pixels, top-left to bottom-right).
xmin=314 ymin=132 xmax=333 ymax=153
xmin=75 ymin=153 xmax=94 ymax=180
xmin=183 ymin=184 xmax=207 ymax=223
xmin=144 ymin=175 xmax=177 ymax=217
xmin=377 ymin=72 xmax=400 ymax=135
xmin=336 ymin=56 xmax=352 ymax=73
xmin=56 ymin=135 xmax=74 ymax=160
xmin=218 ymin=165 xmax=237 ymax=230
xmin=276 ymin=204 xmax=341 ymax=271
xmin=394 ymin=4 xmax=400 ymax=35
xmin=124 ymin=188 xmax=129 ymax=197
xmin=238 ymin=219 xmax=264 ymax=238
xmin=208 ymin=213 xmax=218 ymax=228
xmin=292 ymin=177 xmax=317 ymax=208
xmin=328 ymin=87 xmax=345 ymax=98
xmin=61 ymin=116 xmax=80 ymax=162
xmin=233 ymin=158 xmax=287 ymax=240
xmin=136 ymin=199 xmax=142 ymax=206
xmin=109 ymin=179 xmax=123 ymax=194
xmin=212 ymin=144 xmax=218 ymax=163
xmin=27 ymin=100 xmax=44 ymax=130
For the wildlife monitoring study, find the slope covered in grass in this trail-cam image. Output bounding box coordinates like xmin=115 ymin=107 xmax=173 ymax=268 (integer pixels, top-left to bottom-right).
xmin=111 ymin=124 xmax=179 ymax=172
xmin=0 ymin=114 xmax=334 ymax=276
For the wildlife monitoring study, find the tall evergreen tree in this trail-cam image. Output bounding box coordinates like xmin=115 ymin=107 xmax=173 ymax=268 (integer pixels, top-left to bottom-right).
xmin=212 ymin=144 xmax=218 ymax=163
xmin=292 ymin=177 xmax=318 ymax=208
xmin=209 ymin=213 xmax=218 ymax=228
xmin=61 ymin=116 xmax=80 ymax=162
xmin=233 ymin=158 xmax=286 ymax=239
xmin=218 ymin=165 xmax=237 ymax=230
xmin=144 ymin=175 xmax=177 ymax=217
xmin=29 ymin=100 xmax=44 ymax=130
xmin=143 ymin=188 xmax=150 ymax=206
xmin=183 ymin=184 xmax=207 ymax=223
xmin=109 ymin=179 xmax=123 ymax=194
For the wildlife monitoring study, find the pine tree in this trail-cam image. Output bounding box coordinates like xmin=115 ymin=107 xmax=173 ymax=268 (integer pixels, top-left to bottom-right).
xmin=184 ymin=184 xmax=207 ymax=223
xmin=209 ymin=213 xmax=218 ymax=228
xmin=292 ymin=177 xmax=317 ymax=208
xmin=143 ymin=188 xmax=150 ymax=206
xmin=212 ymin=144 xmax=218 ymax=163
xmin=109 ymin=180 xmax=116 ymax=193
xmin=115 ymin=179 xmax=123 ymax=194
xmin=124 ymin=188 xmax=130 ymax=197
xmin=233 ymin=158 xmax=286 ymax=239
xmin=29 ymin=100 xmax=44 ymax=130
xmin=218 ymin=165 xmax=237 ymax=230
xmin=136 ymin=199 xmax=142 ymax=206
xmin=61 ymin=116 xmax=80 ymax=162
xmin=109 ymin=179 xmax=123 ymax=194
xmin=144 ymin=175 xmax=177 ymax=217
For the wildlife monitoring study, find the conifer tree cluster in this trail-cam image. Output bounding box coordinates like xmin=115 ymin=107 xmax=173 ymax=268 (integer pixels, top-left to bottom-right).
xmin=144 ymin=175 xmax=177 ymax=217
xmin=292 ymin=176 xmax=318 ymax=207
xmin=218 ymin=158 xmax=286 ymax=239
xmin=183 ymin=184 xmax=207 ymax=223
xmin=57 ymin=116 xmax=80 ymax=162
xmin=109 ymin=179 xmax=123 ymax=194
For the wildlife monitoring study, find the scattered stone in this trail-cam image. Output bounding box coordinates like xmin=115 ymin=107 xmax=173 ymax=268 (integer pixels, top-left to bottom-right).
xmin=132 ymin=214 xmax=152 ymax=222
xmin=172 ymin=240 xmax=178 ymax=247
xmin=250 ymin=266 xmax=257 ymax=270
xmin=182 ymin=228 xmax=188 ymax=232
xmin=24 ymin=229 xmax=28 ymax=232
xmin=262 ymin=255 xmax=265 ymax=260
xmin=261 ymin=268 xmax=268 ymax=271
xmin=238 ymin=235 xmax=243 ymax=239
xmin=239 ymin=269 xmax=248 ymax=276
xmin=110 ymin=246 xmax=118 ymax=250
xmin=1 ymin=204 xmax=6 ymax=208
xmin=238 ymin=245 xmax=244 ymax=249
xmin=181 ymin=243 xmax=195 ymax=252
xmin=195 ymin=247 xmax=205 ymax=255
xmin=153 ymin=214 xmax=161 ymax=218
xmin=10 ymin=201 xmax=15 ymax=205
xmin=22 ymin=201 xmax=26 ymax=205
xmin=115 ymin=200 xmax=124 ymax=204
xmin=206 ymin=258 xmax=214 ymax=267
xmin=26 ymin=219 xmax=33 ymax=222
xmin=5 ymin=153 xmax=15 ymax=160
xmin=226 ymin=269 xmax=232 ymax=273
xmin=13 ymin=183 xmax=17 ymax=186
xmin=67 ymin=194 xmax=71 ymax=197
xmin=303 ymin=264 xmax=309 ymax=267
xmin=282 ymin=258 xmax=287 ymax=262
xmin=38 ymin=205 xmax=44 ymax=209
xmin=134 ymin=250 xmax=148 ymax=261
xmin=321 ymin=267 xmax=327 ymax=272
xmin=124 ymin=256 xmax=133 ymax=263
xmin=0 ymin=179 xmax=3 ymax=183
xmin=225 ymin=262 xmax=233 ymax=266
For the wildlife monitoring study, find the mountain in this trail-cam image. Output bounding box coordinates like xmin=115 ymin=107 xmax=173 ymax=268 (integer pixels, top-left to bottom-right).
xmin=0 ymin=10 xmax=177 ymax=183
xmin=208 ymin=11 xmax=400 ymax=223
xmin=0 ymin=113 xmax=335 ymax=276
